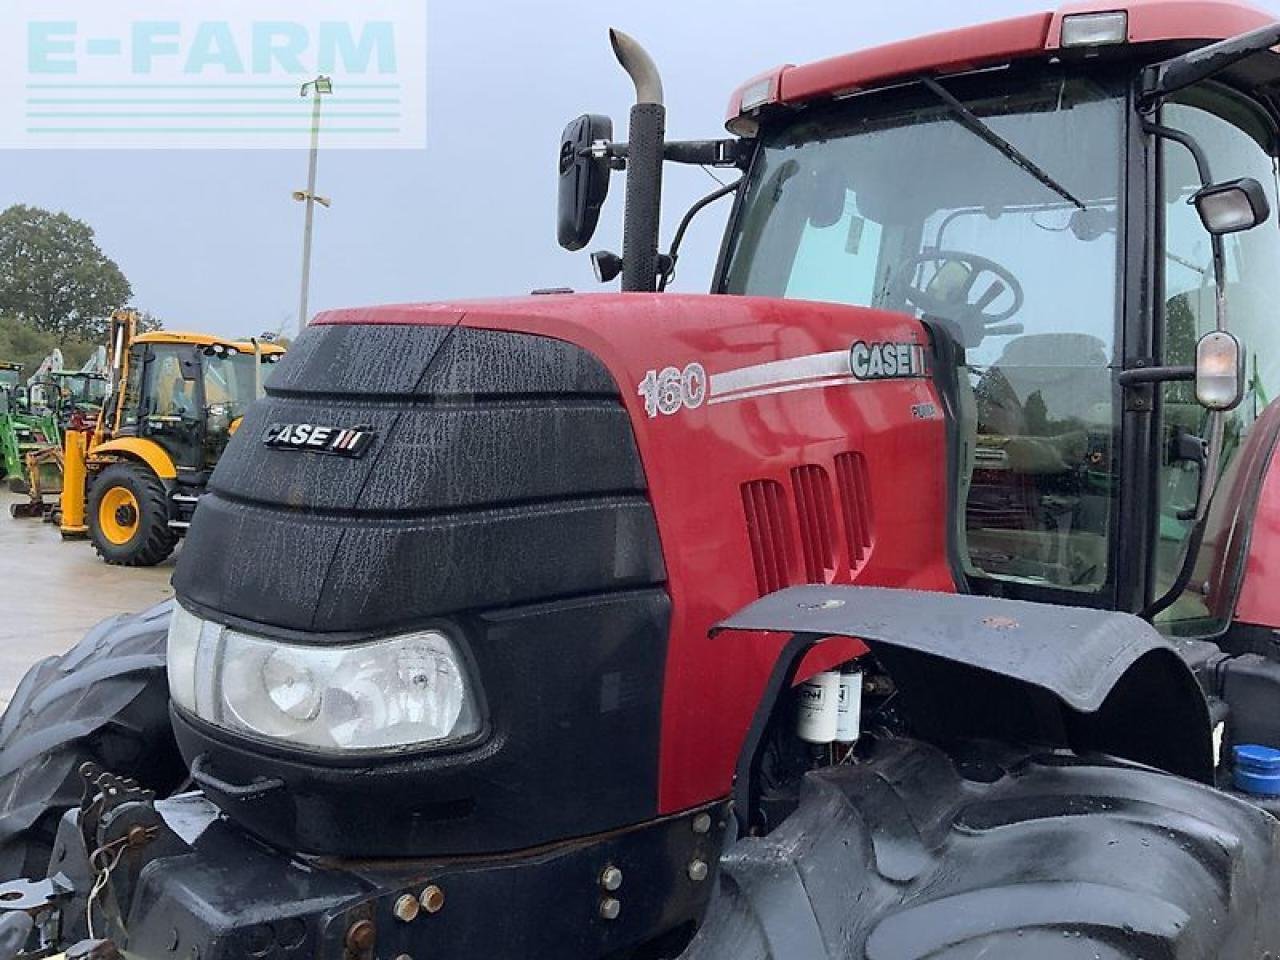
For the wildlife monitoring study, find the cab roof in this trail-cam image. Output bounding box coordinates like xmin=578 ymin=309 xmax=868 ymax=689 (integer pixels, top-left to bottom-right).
xmin=727 ymin=0 xmax=1277 ymax=123
xmin=134 ymin=331 xmax=286 ymax=353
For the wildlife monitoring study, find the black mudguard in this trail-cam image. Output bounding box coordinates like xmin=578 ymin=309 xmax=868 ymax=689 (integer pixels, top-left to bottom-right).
xmin=716 ymin=586 xmax=1213 ymax=789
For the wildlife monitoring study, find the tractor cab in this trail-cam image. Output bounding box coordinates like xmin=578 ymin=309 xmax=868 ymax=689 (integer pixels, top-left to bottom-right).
xmin=711 ymin=11 xmax=1280 ymax=635
xmin=51 ymin=371 xmax=109 ymax=428
xmin=27 ymin=371 xmax=109 ymax=432
xmin=0 ymin=364 xmax=30 ymax=418
xmin=106 ymin=332 xmax=284 ymax=474
xmin=0 ymin=362 xmax=59 ymax=494
xmin=0 ymin=364 xmax=21 ymax=396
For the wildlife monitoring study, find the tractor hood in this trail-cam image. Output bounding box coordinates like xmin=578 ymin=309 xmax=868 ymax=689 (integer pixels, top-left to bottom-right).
xmin=174 ymin=292 xmax=937 ymax=638
xmin=168 ymin=292 xmax=951 ymax=858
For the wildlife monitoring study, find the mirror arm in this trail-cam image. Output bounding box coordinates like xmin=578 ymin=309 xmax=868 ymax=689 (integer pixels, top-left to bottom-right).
xmin=1118 ymin=365 xmax=1194 ymax=387
xmin=1144 ymin=121 xmax=1230 ymax=332
xmin=1142 ymin=121 xmax=1212 ymax=185
xmin=591 ymin=138 xmax=748 ymax=169
xmin=663 ymin=139 xmax=749 ymax=167
xmin=1141 ymin=21 xmax=1280 ymax=110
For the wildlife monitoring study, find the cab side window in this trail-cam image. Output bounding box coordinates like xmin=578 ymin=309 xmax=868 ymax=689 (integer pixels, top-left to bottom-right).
xmin=118 ymin=345 xmax=147 ymax=430
xmin=1155 ymin=86 xmax=1280 ymax=625
xmin=143 ymin=347 xmax=198 ymax=420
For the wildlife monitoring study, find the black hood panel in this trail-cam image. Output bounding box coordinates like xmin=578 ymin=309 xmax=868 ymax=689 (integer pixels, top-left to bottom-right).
xmin=175 ymin=322 xmax=664 ymax=638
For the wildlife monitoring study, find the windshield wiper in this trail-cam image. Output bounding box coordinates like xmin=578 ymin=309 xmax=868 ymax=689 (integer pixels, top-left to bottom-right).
xmin=920 ymin=76 xmax=1086 ymax=212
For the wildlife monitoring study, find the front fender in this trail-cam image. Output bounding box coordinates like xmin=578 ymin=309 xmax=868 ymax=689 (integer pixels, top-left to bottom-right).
xmin=91 ymin=437 xmax=177 ymax=480
xmin=717 ymin=586 xmax=1213 ymax=830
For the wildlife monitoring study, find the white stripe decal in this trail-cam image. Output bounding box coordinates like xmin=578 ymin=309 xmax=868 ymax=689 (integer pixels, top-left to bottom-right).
xmin=707 ymin=376 xmax=863 ymax=405
xmin=709 ymin=350 xmax=851 ymax=399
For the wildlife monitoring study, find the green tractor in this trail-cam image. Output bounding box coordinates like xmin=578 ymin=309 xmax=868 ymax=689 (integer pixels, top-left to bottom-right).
xmin=27 ymin=347 xmax=110 ymax=435
xmin=0 ymin=363 xmax=60 ymax=495
xmin=28 ymin=370 xmax=108 ymax=435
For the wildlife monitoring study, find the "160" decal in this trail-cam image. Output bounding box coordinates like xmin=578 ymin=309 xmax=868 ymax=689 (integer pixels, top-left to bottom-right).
xmin=638 ymin=363 xmax=708 ymax=418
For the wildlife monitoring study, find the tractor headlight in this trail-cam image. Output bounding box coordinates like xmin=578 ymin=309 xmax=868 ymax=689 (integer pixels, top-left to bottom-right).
xmin=167 ymin=604 xmax=481 ymax=754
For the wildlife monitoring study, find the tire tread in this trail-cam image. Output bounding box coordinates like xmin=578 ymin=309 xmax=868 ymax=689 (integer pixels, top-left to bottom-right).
xmin=680 ymin=738 xmax=1280 ymax=960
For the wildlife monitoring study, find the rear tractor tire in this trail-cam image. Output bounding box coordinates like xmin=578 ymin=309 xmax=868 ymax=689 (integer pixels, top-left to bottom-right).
xmin=681 ymin=737 xmax=1280 ymax=960
xmin=87 ymin=462 xmax=178 ymax=566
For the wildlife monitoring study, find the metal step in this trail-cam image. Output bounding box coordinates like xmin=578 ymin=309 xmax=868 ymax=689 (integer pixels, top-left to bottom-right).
xmin=167 ymin=520 xmax=191 ymax=530
xmin=171 ymin=494 xmax=201 ymax=504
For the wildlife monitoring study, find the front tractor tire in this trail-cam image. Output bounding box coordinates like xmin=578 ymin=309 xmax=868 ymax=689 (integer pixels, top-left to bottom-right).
xmin=0 ymin=603 xmax=183 ymax=880
xmin=87 ymin=462 xmax=178 ymax=567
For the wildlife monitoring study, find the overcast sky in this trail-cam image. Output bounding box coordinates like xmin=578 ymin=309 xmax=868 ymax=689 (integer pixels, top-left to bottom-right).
xmin=2 ymin=0 xmax=1279 ymax=340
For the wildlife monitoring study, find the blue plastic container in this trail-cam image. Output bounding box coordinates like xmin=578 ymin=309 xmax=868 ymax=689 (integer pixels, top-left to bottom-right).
xmin=1233 ymin=744 xmax=1280 ymax=797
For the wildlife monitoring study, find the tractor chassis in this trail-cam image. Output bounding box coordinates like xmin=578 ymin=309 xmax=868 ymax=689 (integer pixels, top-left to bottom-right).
xmin=0 ymin=765 xmax=728 ymax=960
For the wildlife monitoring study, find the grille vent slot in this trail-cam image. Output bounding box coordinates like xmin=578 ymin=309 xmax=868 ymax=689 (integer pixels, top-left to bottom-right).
xmin=835 ymin=452 xmax=874 ymax=571
xmin=790 ymin=465 xmax=839 ymax=583
xmin=741 ymin=479 xmax=799 ymax=596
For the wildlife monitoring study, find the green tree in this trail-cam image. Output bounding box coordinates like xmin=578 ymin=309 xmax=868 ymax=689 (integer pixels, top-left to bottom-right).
xmin=0 ymin=205 xmax=132 ymax=340
xmin=0 ymin=316 xmax=57 ymax=376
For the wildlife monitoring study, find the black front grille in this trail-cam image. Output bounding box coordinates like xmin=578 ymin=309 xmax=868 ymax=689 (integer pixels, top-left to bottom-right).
xmin=176 ymin=322 xmax=665 ymax=636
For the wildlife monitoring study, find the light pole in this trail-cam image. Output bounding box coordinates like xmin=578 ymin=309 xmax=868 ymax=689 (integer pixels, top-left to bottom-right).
xmin=294 ymin=75 xmax=333 ymax=332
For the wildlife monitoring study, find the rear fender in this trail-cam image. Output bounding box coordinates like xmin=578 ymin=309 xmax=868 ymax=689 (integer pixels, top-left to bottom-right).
xmin=716 ymin=586 xmax=1212 ymax=834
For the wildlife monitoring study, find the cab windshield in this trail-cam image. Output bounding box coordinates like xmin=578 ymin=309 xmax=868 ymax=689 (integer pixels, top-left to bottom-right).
xmin=203 ymin=351 xmax=266 ymax=415
xmin=57 ymin=374 xmax=108 ymax=405
xmin=723 ymin=71 xmax=1124 ymax=595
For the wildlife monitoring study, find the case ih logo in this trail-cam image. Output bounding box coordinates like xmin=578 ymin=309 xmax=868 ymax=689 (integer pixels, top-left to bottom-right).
xmin=645 ymin=340 xmax=932 ymax=416
xmin=262 ymin=423 xmax=374 ymax=458
xmin=849 ymin=341 xmax=927 ymax=381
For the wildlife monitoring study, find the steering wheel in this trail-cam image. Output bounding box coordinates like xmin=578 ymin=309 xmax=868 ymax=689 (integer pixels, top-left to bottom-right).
xmin=896 ymin=250 xmax=1025 ymax=348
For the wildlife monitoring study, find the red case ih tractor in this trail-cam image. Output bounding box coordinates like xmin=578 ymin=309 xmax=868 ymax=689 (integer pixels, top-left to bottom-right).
xmin=4 ymin=3 xmax=1280 ymax=958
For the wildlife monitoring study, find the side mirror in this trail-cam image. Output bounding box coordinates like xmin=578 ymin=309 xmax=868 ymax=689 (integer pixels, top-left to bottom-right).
xmin=1196 ymin=330 xmax=1244 ymax=410
xmin=1192 ymin=177 xmax=1271 ymax=235
xmin=557 ymin=114 xmax=613 ymax=251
